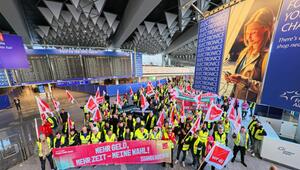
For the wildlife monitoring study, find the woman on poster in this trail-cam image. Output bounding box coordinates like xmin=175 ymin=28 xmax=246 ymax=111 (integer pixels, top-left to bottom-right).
xmin=225 ymin=8 xmax=275 ymax=102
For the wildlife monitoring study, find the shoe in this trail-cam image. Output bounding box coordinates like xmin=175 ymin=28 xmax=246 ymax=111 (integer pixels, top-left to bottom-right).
xmin=231 ymin=158 xmax=235 ymax=163
xmin=251 ymin=153 xmax=255 ymax=157
xmin=242 ymin=162 xmax=247 ymax=167
xmin=175 ymin=160 xmax=179 ymax=164
xmin=182 ymin=161 xmax=186 ymax=167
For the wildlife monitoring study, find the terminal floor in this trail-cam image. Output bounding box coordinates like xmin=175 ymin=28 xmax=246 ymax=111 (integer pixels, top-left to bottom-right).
xmin=0 ymin=87 xmax=293 ymax=170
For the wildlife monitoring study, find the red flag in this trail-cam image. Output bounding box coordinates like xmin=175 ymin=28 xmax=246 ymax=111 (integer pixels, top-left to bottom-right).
xmin=95 ymin=87 xmax=104 ymax=104
xmin=156 ymin=112 xmax=165 ymax=128
xmin=140 ymin=93 xmax=149 ymax=112
xmin=66 ymin=90 xmax=75 ymax=104
xmin=233 ymin=107 xmax=242 ymax=134
xmin=169 ymin=107 xmax=175 ymax=125
xmin=67 ymin=113 xmax=74 ymax=131
xmin=190 ymin=116 xmax=201 ymax=134
xmin=93 ymin=108 xmax=102 ymax=122
xmin=129 ymin=86 xmax=133 ymax=97
xmin=204 ymin=104 xmax=223 ymax=122
xmin=36 ymin=97 xmax=50 ymax=121
xmin=186 ymin=84 xmax=192 ymax=92
xmin=227 ymin=98 xmax=236 ymax=122
xmin=146 ymin=82 xmax=154 ymax=96
xmin=205 ymin=143 xmax=233 ymax=169
xmin=85 ymin=96 xmax=97 ymax=112
xmin=51 ymin=98 xmax=60 ymax=112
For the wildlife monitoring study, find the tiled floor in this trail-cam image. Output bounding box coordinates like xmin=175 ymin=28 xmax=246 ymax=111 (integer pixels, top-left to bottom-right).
xmin=1 ymin=87 xmax=295 ymax=170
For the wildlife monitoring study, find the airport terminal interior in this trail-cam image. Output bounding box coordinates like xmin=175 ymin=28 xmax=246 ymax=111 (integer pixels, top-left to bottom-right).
xmin=0 ymin=0 xmax=299 ymax=170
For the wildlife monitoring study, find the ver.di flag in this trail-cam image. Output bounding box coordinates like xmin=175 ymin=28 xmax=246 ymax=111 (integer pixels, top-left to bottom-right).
xmin=156 ymin=111 xmax=165 ymax=128
xmin=66 ymin=90 xmax=76 ymax=104
xmin=233 ymin=107 xmax=242 ymax=134
xmin=51 ymin=98 xmax=60 ymax=112
xmin=146 ymin=82 xmax=155 ymax=96
xmin=204 ymin=104 xmax=223 ymax=122
xmin=140 ymin=93 xmax=149 ymax=112
xmin=35 ymin=96 xmax=50 ymax=121
xmin=93 ymin=108 xmax=102 ymax=122
xmin=95 ymin=87 xmax=104 ymax=104
xmin=227 ymin=98 xmax=237 ymax=123
xmin=205 ymin=143 xmax=233 ymax=169
xmin=85 ymin=96 xmax=98 ymax=113
xmin=129 ymin=86 xmax=133 ymax=97
xmin=190 ymin=116 xmax=201 ymax=134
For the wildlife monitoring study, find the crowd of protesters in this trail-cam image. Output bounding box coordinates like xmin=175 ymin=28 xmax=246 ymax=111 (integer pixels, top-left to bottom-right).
xmin=36 ymin=79 xmax=268 ymax=170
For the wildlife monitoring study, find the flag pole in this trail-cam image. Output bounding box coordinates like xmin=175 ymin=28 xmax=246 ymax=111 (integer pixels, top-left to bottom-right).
xmin=34 ymin=118 xmax=39 ymax=140
xmin=68 ymin=113 xmax=71 ymax=143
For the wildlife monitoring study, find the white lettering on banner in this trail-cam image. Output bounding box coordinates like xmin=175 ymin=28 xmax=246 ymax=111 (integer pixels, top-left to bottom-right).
xmin=111 ymin=142 xmax=128 ymax=151
xmin=112 ymin=150 xmax=132 ymax=158
xmin=211 ymin=156 xmax=225 ymax=164
xmin=132 ymin=147 xmax=150 ymax=155
xmin=76 ymin=157 xmax=91 ymax=166
xmin=91 ymin=154 xmax=107 ymax=163
xmin=95 ymin=145 xmax=111 ymax=154
xmin=140 ymin=153 xmax=169 ymax=162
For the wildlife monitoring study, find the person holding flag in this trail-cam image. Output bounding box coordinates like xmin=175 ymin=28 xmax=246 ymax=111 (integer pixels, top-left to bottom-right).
xmin=199 ymin=136 xmax=216 ymax=170
xmin=231 ymin=126 xmax=249 ymax=167
xmin=162 ymin=126 xmax=176 ymax=168
xmin=174 ymin=123 xmax=192 ymax=167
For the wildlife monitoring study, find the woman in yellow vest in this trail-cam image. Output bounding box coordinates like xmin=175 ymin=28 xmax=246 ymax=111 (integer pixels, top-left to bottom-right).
xmin=80 ymin=126 xmax=91 ymax=145
xmin=36 ymin=134 xmax=55 ymax=170
xmin=191 ymin=132 xmax=203 ymax=169
xmin=105 ymin=130 xmax=117 ymax=142
xmin=91 ymin=127 xmax=102 ymax=144
xmin=53 ymin=132 xmax=66 ymax=148
xmin=69 ymin=129 xmax=80 ymax=146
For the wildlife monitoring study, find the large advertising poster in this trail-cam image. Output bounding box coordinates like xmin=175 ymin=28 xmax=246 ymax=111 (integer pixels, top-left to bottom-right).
xmin=52 ymin=140 xmax=171 ymax=169
xmin=218 ymin=0 xmax=282 ymax=102
xmin=193 ymin=8 xmax=230 ymax=94
xmin=261 ymin=0 xmax=300 ymax=112
xmin=0 ymin=33 xmax=29 ymax=69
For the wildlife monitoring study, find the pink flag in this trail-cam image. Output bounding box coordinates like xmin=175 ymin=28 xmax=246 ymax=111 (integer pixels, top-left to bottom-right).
xmin=66 ymin=90 xmax=75 ymax=104
xmin=156 ymin=112 xmax=165 ymax=128
xmin=95 ymin=87 xmax=104 ymax=104
xmin=190 ymin=116 xmax=201 ymax=134
xmin=116 ymin=90 xmax=123 ymax=108
xmin=204 ymin=104 xmax=223 ymax=122
xmin=85 ymin=96 xmax=98 ymax=113
xmin=51 ymin=98 xmax=60 ymax=112
xmin=93 ymin=108 xmax=102 ymax=122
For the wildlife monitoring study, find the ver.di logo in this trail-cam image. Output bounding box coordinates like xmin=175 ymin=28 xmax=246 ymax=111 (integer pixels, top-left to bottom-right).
xmin=280 ymin=91 xmax=300 ymax=108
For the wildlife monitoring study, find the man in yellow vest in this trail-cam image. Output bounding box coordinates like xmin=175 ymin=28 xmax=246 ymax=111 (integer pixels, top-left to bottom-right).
xmin=105 ymin=130 xmax=117 ymax=142
xmin=231 ymin=126 xmax=249 ymax=167
xmin=180 ymin=133 xmax=192 ymax=167
xmin=252 ymin=122 xmax=267 ymax=158
xmin=149 ymin=126 xmax=162 ymax=140
xmin=248 ymin=115 xmax=258 ymax=151
xmin=80 ymin=126 xmax=91 ymax=145
xmin=133 ymin=93 xmax=138 ymax=106
xmin=134 ymin=126 xmax=149 ymax=140
xmin=91 ymin=127 xmax=101 ymax=144
xmin=198 ymin=123 xmax=209 ymax=156
xmin=53 ymin=132 xmax=66 ymax=148
xmin=145 ymin=112 xmax=157 ymax=131
xmin=213 ymin=126 xmax=227 ymax=145
xmin=36 ymin=134 xmax=55 ymax=170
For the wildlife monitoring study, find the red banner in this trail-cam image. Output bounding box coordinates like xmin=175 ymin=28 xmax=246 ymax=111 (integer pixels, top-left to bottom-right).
xmin=52 ymin=140 xmax=171 ymax=169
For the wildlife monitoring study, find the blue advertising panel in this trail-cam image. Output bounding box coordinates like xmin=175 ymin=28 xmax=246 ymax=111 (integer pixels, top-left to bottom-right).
xmin=193 ymin=9 xmax=230 ymax=94
xmin=0 ymin=34 xmax=29 ymax=69
xmin=261 ymin=0 xmax=300 ymax=111
xmin=26 ymin=49 xmax=130 ymax=57
xmin=0 ymin=69 xmax=9 ymax=87
xmin=135 ymin=52 xmax=143 ymax=77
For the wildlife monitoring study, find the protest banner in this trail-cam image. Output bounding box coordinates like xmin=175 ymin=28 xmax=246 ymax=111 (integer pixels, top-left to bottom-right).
xmin=52 ymin=140 xmax=171 ymax=169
